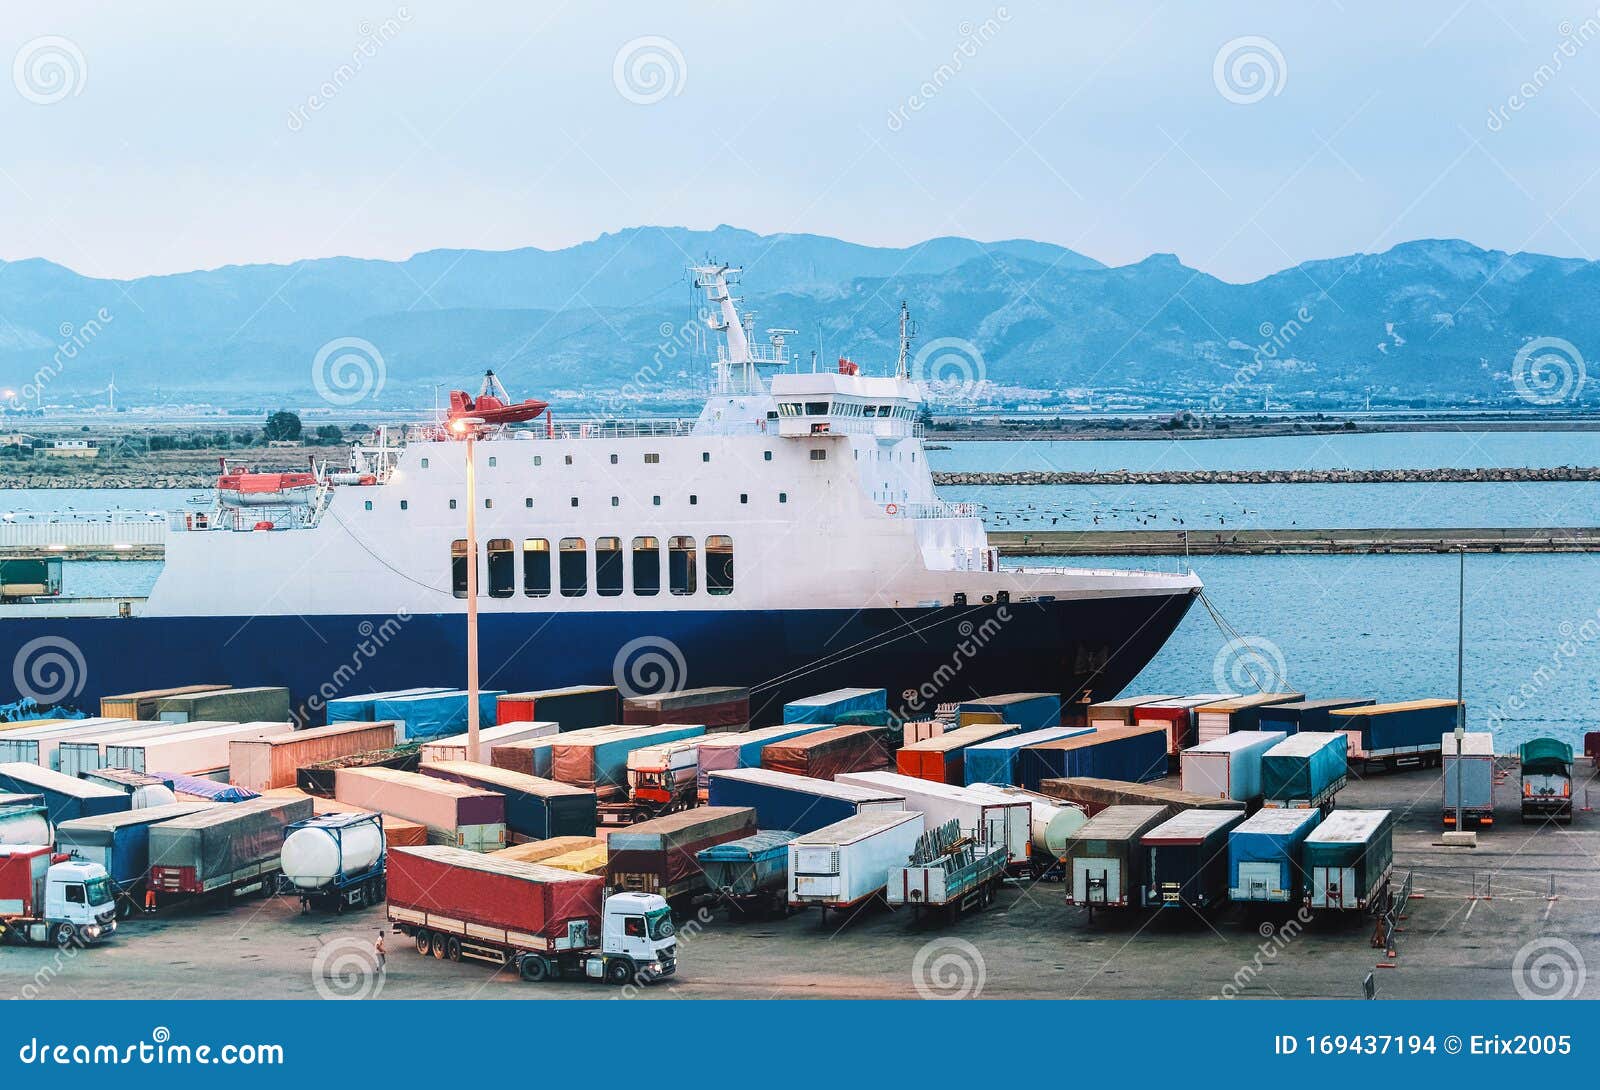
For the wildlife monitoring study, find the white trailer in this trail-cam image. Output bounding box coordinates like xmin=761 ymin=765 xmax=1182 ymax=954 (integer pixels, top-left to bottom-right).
xmin=105 ymin=721 xmax=293 ymax=774
xmin=0 ymin=719 xmax=130 ymax=769
xmin=418 ymin=721 xmax=557 ymax=764
xmin=56 ymin=720 xmax=216 ymax=778
xmin=1442 ymin=731 xmax=1496 ymax=828
xmin=1181 ymin=731 xmax=1286 ymax=801
xmin=788 ymin=810 xmax=923 ymax=921
xmin=836 ymin=770 xmax=1032 ymax=868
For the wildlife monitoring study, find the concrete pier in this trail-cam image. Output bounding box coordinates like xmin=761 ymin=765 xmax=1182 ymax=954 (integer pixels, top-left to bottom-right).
xmin=992 ymin=526 xmax=1600 ymax=556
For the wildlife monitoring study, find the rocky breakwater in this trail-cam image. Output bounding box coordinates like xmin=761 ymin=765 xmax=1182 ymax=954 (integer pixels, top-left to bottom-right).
xmin=932 ymin=466 xmax=1600 ymax=485
xmin=0 ymin=472 xmax=212 ymax=488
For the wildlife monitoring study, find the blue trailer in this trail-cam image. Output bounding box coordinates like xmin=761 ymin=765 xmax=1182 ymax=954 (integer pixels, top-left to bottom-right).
xmin=1256 ymin=698 xmax=1374 ymax=736
xmin=1228 ymin=807 xmax=1322 ymax=903
xmin=962 ymin=727 xmax=1092 ymax=786
xmin=54 ymin=802 xmax=214 ymax=913
xmin=373 ymin=690 xmax=505 ymax=740
xmin=1261 ymin=732 xmax=1348 ymax=810
xmin=327 ymin=687 xmax=452 ymax=723
xmin=697 ymin=829 xmax=797 ymax=917
xmin=782 ymin=688 xmax=888 ymax=725
xmin=1329 ymin=700 xmax=1459 ymax=770
xmin=1018 ymin=724 xmax=1168 ymax=790
xmin=959 ymin=693 xmax=1063 ymax=731
xmin=705 ymin=767 xmax=904 ymax=834
xmin=0 ymin=762 xmax=130 ymax=824
xmin=279 ymin=813 xmax=388 ymax=913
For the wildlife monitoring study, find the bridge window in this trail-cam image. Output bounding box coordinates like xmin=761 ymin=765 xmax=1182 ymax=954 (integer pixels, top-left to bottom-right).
xmin=487 ymin=538 xmax=514 ymax=598
xmin=668 ymin=536 xmax=697 ymax=596
xmin=632 ymin=536 xmax=660 ymax=596
xmin=523 ymin=538 xmax=550 ymax=597
xmin=804 ymin=401 xmax=828 ymax=415
xmin=778 ymin=402 xmax=802 ymax=416
xmin=451 ymin=539 xmax=475 ymax=599
xmin=596 ymin=536 xmax=623 ymax=596
xmin=706 ymin=536 xmax=733 ymax=596
xmin=559 ymin=537 xmax=587 ymax=597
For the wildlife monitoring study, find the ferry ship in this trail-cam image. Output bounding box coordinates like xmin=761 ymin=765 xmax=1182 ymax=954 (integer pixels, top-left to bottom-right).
xmin=2 ymin=266 xmax=1200 ymax=722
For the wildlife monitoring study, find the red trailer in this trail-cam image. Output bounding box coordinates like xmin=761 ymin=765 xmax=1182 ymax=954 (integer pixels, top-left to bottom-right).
xmin=896 ymin=722 xmax=1018 ymax=785
xmin=761 ymin=724 xmax=889 ymax=779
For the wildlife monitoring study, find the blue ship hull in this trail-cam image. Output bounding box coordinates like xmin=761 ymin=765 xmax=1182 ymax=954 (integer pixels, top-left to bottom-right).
xmin=5 ymin=591 xmax=1198 ymax=724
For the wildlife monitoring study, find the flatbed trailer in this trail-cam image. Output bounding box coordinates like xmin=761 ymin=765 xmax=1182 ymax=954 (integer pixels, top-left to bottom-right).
xmin=886 ymin=820 xmax=1007 ymax=922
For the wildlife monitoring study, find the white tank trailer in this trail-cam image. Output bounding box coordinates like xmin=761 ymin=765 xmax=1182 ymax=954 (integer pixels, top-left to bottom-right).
xmin=280 ymin=811 xmax=387 ymax=913
xmin=0 ymin=794 xmax=51 ymax=846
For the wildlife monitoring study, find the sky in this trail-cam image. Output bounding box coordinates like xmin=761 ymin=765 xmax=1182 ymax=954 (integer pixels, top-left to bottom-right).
xmin=3 ymin=1 xmax=1599 ymax=283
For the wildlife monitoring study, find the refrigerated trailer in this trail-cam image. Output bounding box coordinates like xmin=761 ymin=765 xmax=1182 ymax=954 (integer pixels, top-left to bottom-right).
xmin=1181 ymin=731 xmax=1286 ymax=802
xmin=1442 ymin=731 xmax=1496 ymax=828
xmin=836 ymin=770 xmax=1033 ymax=869
xmin=787 ymin=810 xmax=924 ymax=921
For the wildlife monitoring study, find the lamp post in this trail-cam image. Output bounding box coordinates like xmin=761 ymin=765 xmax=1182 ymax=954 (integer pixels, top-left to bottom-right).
xmin=1454 ymin=547 xmax=1465 ymax=831
xmin=453 ymin=416 xmax=485 ymax=762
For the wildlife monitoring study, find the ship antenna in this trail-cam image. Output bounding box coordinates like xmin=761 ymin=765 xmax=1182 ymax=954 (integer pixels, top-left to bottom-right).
xmin=896 ymin=299 xmax=917 ymax=381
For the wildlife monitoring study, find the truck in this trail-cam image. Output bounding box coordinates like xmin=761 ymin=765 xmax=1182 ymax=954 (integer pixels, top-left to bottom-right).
xmin=605 ymin=806 xmax=756 ymax=902
xmin=1519 ymin=737 xmax=1574 ymax=824
xmin=0 ymin=845 xmax=118 ymax=947
xmin=1328 ymin=699 xmax=1458 ymax=770
xmin=1228 ymin=807 xmax=1323 ymax=904
xmin=696 ymin=830 xmax=797 ymax=918
xmin=1303 ymin=810 xmax=1394 ymax=911
xmin=616 ymin=740 xmax=703 ymax=823
xmin=146 ymin=795 xmax=315 ymax=903
xmin=1443 ymin=731 xmax=1496 ymax=828
xmin=280 ymin=812 xmax=387 ymax=913
xmin=886 ymin=818 xmax=1008 ymax=921
xmin=1140 ymin=809 xmax=1248 ymax=910
xmin=387 ymin=844 xmax=676 ymax=985
xmin=1260 ymin=731 xmax=1348 ymax=811
xmin=54 ymin=802 xmax=215 ymax=914
xmin=1064 ymin=804 xmax=1166 ymax=909
xmin=787 ymin=810 xmax=925 ymax=923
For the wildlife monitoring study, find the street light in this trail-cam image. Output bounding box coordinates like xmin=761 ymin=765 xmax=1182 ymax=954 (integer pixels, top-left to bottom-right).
xmin=453 ymin=416 xmax=485 ymax=762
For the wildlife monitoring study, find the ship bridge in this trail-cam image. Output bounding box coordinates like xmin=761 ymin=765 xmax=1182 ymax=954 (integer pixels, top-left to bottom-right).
xmin=769 ymin=372 xmax=922 ymax=440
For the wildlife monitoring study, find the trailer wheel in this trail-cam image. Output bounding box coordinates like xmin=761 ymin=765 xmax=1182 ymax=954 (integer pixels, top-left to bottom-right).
xmin=432 ymin=933 xmax=447 ymax=959
xmin=446 ymin=937 xmax=462 ymax=961
xmin=416 ymin=929 xmax=433 ymax=956
xmin=519 ymin=955 xmax=548 ymax=982
xmin=605 ymin=958 xmax=635 ymax=985
xmin=52 ymin=923 xmax=76 ymax=948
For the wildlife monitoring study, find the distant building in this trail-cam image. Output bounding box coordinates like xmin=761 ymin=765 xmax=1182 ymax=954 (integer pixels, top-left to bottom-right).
xmin=42 ymin=438 xmax=98 ymax=458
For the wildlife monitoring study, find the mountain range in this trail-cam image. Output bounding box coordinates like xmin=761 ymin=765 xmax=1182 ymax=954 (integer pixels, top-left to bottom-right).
xmin=0 ymin=224 xmax=1593 ymax=408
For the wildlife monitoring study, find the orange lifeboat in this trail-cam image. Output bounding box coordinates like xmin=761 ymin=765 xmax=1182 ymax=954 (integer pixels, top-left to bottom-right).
xmin=216 ymin=461 xmax=317 ymax=507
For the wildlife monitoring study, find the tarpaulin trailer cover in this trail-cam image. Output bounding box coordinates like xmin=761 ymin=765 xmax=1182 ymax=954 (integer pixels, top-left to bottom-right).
xmin=897 ymin=722 xmax=1021 ymax=784
xmin=760 ymin=724 xmax=890 ymax=779
xmin=1038 ymin=776 xmax=1246 ymax=818
xmin=55 ymin=802 xmax=217 ymax=887
xmin=606 ymin=806 xmax=755 ymax=896
xmin=147 ymin=795 xmax=314 ymax=892
xmin=489 ymin=724 xmax=637 ymax=778
xmin=957 ymin=693 xmax=1063 ymax=731
xmin=962 ymin=727 xmax=1091 ymax=787
xmin=1018 ymin=724 xmax=1168 ymax=790
xmin=372 ymin=690 xmax=504 ymax=741
xmin=548 ymin=724 xmax=707 ymax=789
xmin=0 ymin=762 xmax=130 ymax=823
xmin=100 ymin=684 xmax=228 ymax=720
xmin=496 ymin=686 xmax=620 ymax=733
xmin=706 ymin=768 xmax=903 ymax=835
xmin=1328 ymin=700 xmax=1459 ymax=756
xmin=327 ymin=688 xmax=451 ymax=723
xmin=622 ymin=687 xmax=750 ymax=729
xmin=782 ymin=688 xmax=887 ymax=725
xmin=229 ymin=721 xmax=401 ymax=792
xmin=1256 ymin=698 xmax=1374 ymax=736
xmin=1302 ymin=809 xmax=1395 ymax=908
xmin=1228 ymin=806 xmax=1322 ymax=902
xmin=695 ymin=724 xmax=832 ymax=789
xmin=387 ymin=844 xmax=604 ymax=942
xmin=420 ymin=760 xmax=597 ymax=839
xmin=1261 ymin=732 xmax=1348 ymax=804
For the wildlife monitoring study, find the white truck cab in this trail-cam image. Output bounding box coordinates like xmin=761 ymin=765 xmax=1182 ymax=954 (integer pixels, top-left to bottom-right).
xmin=520 ymin=891 xmax=677 ymax=985
xmin=0 ymin=847 xmax=118 ymax=947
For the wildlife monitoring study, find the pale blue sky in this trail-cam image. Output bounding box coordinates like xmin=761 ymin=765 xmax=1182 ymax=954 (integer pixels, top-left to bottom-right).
xmin=3 ymin=0 xmax=1597 ymax=282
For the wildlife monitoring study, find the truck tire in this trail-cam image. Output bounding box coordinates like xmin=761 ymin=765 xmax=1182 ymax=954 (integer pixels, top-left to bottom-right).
xmin=416 ymin=929 xmax=433 ymax=956
xmin=519 ymin=955 xmax=548 ymax=982
xmin=446 ymin=936 xmax=462 ymax=961
xmin=432 ymin=933 xmax=447 ymax=959
xmin=605 ymin=958 xmax=635 ymax=985
xmin=53 ymin=923 xmax=75 ymax=948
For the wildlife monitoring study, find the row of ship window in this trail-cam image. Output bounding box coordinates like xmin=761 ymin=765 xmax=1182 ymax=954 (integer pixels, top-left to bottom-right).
xmin=417 ymin=449 xmax=814 ymax=470
xmin=451 ymin=535 xmax=733 ymax=599
xmin=370 ymin=493 xmax=789 ymax=513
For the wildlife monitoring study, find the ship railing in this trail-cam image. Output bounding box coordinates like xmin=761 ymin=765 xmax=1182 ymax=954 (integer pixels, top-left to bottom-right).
xmin=888 ymin=501 xmax=980 ymax=520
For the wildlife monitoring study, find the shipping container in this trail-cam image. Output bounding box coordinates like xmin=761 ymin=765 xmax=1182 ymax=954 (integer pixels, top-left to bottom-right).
xmin=549 ymin=724 xmax=707 ymax=790
xmin=837 ymin=770 xmax=1033 ymax=867
xmin=1194 ymin=693 xmax=1304 ymax=743
xmin=108 ymin=720 xmax=293 ymax=774
xmin=1261 ymin=732 xmax=1348 ymax=808
xmin=1228 ymin=807 xmax=1322 ymax=903
xmin=760 ymin=723 xmax=890 ymax=779
xmin=1064 ymin=804 xmax=1167 ymax=908
xmin=1256 ymin=698 xmax=1375 ymax=736
xmin=165 ymin=772 xmax=261 ymax=804
xmin=782 ymin=687 xmax=887 ymax=725
xmin=1018 ymin=723 xmax=1168 ymax=790
xmin=1141 ymin=809 xmax=1248 ymax=910
xmin=962 ymin=727 xmax=1092 ymax=787
xmin=1181 ymin=731 xmax=1287 ymax=801
xmin=334 ymin=767 xmax=506 ymax=851
xmin=418 ymin=721 xmax=557 ymax=764
xmin=263 ymin=787 xmax=427 ymax=847
xmin=386 ymin=844 xmax=605 ymax=950
xmin=100 ymin=684 xmax=228 ymax=720
xmin=421 ymin=760 xmax=597 ymax=840
xmin=57 ymin=719 xmax=217 ymax=778
xmin=155 ymin=686 xmax=291 ymax=725
xmin=372 ymin=689 xmax=504 ymax=741
xmin=897 ymin=721 xmax=1021 ymax=784
xmin=488 ymin=723 xmax=637 ymax=778
xmin=697 ymin=830 xmax=797 ymax=915
xmin=1303 ymin=810 xmax=1395 ymax=910
xmin=295 ymin=743 xmax=422 ymax=797
xmin=227 ymin=721 xmax=401 ymax=792
xmin=1087 ymin=694 xmax=1179 ymax=730
xmin=957 ymin=692 xmax=1063 ymax=731
xmin=0 ymin=762 xmax=130 ymax=823
xmin=492 ymin=835 xmax=605 ymax=864
xmin=606 ymin=806 xmax=756 ymax=900
xmin=326 ymin=688 xmax=451 ymax=723
xmin=497 ymin=686 xmax=620 ymax=733
xmin=0 ymin=718 xmax=131 ymax=769
xmin=1328 ymin=699 xmax=1459 ymax=767
xmin=55 ymin=802 xmax=216 ymax=894
xmin=1442 ymin=731 xmax=1496 ymax=827
xmin=1133 ymin=693 xmax=1235 ymax=755
xmin=956 ymin=710 xmax=1004 ymax=728
xmin=694 ymin=724 xmax=833 ymax=790
xmin=706 ymin=767 xmax=905 ymax=834
xmin=146 ymin=795 xmax=315 ymax=898
xmin=622 ymin=686 xmax=750 ymax=730
xmin=1037 ymin=777 xmax=1247 ymax=818
xmin=788 ymin=810 xmax=925 ymax=913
